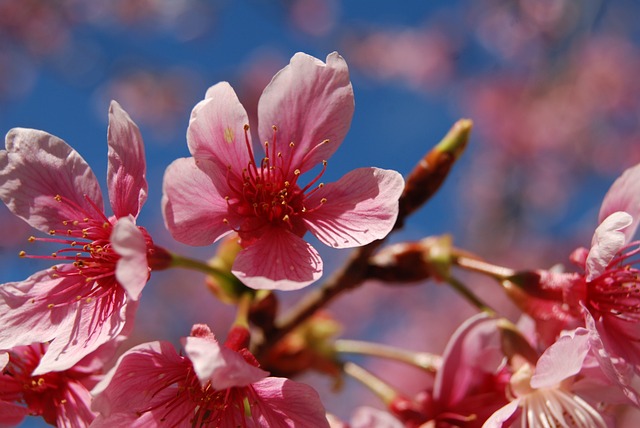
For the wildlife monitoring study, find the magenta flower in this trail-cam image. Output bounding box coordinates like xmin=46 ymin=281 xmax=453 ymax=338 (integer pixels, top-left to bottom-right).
xmin=0 ymin=341 xmax=111 ymax=427
xmin=415 ymin=314 xmax=509 ymax=427
xmin=572 ymin=163 xmax=640 ymax=402
xmin=0 ymin=101 xmax=163 ymax=374
xmin=91 ymin=324 xmax=330 ymax=427
xmin=162 ymin=52 xmax=404 ymax=290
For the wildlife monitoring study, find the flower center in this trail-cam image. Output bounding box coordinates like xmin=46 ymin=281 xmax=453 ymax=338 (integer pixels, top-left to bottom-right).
xmin=139 ymin=362 xmax=253 ymax=426
xmin=224 ymin=125 xmax=328 ymax=231
xmin=18 ymin=194 xmax=158 ymax=308
xmin=3 ymin=344 xmax=71 ymax=424
xmin=588 ymin=241 xmax=640 ymax=322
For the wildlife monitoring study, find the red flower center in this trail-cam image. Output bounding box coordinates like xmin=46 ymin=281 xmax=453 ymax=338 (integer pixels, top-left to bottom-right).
xmin=587 ymin=241 xmax=640 ymax=322
xmin=224 ymin=125 xmax=328 ymax=233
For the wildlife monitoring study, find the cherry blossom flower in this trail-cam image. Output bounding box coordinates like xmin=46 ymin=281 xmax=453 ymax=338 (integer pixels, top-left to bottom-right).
xmin=0 ymin=101 xmax=166 ymax=374
xmin=0 ymin=341 xmax=111 ymax=427
xmin=162 ymin=51 xmax=404 ymax=290
xmin=503 ymin=163 xmax=640 ymax=401
xmin=483 ymin=328 xmax=611 ymax=428
xmin=90 ymin=324 xmax=330 ymax=427
xmin=413 ymin=314 xmax=509 ymax=427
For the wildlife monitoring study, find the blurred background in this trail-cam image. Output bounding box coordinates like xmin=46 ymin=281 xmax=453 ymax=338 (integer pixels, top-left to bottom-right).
xmin=2 ymin=0 xmax=640 ymax=425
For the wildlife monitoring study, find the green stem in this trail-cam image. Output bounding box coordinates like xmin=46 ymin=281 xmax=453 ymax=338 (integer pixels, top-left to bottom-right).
xmin=234 ymin=292 xmax=253 ymax=328
xmin=169 ymin=252 xmax=238 ymax=294
xmin=452 ymin=252 xmax=515 ymax=280
xmin=446 ymin=276 xmax=496 ymax=316
xmin=334 ymin=339 xmax=441 ymax=372
xmin=342 ymin=361 xmax=398 ymax=406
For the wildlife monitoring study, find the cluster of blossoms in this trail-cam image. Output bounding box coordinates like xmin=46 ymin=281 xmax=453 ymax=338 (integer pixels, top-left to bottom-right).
xmin=0 ymin=51 xmax=639 ymax=428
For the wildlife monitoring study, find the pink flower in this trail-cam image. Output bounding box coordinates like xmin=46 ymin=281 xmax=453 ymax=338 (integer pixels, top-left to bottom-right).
xmin=0 ymin=341 xmax=111 ymax=427
xmin=504 ymin=163 xmax=640 ymax=401
xmin=0 ymin=101 xmax=165 ymax=374
xmin=483 ymin=329 xmax=611 ymax=428
xmin=411 ymin=314 xmax=509 ymax=427
xmin=573 ymin=163 xmax=640 ymax=402
xmin=162 ymin=52 xmax=404 ymax=290
xmin=91 ymin=324 xmax=330 ymax=427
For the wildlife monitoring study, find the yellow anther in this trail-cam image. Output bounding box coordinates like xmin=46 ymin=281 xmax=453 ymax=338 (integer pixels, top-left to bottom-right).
xmin=54 ymin=195 xmax=62 ymax=202
xmin=284 ymin=181 xmax=290 ymax=187
xmin=76 ymin=296 xmax=82 ymax=300
xmin=289 ymin=142 xmax=295 ymax=147
xmin=244 ymin=124 xmax=250 ymax=131
xmin=321 ymin=139 xmax=330 ymax=144
xmin=103 ymin=222 xmax=109 ymax=228
xmin=318 ymin=183 xmax=324 ymax=188
xmin=48 ymin=230 xmax=55 ymax=235
xmin=62 ymin=220 xmax=68 ymax=226
xmin=322 ymin=160 xmax=327 ymax=166
xmin=28 ymin=236 xmax=36 ymax=242
xmin=60 ymin=399 xmax=67 ymax=404
xmin=223 ymin=218 xmax=229 ymax=224
xmin=86 ymin=298 xmax=93 ymax=303
xmin=38 ymin=378 xmax=45 ymax=386
xmin=51 ymin=252 xmax=57 ymax=258
xmin=294 ymin=169 xmax=301 ymax=176
xmin=282 ymin=215 xmax=290 ymax=222
xmin=225 ymin=196 xmax=230 ymax=200
xmin=272 ymin=125 xmax=278 ymax=131
xmin=71 ymin=241 xmax=77 ymax=246
xmin=47 ymin=303 xmax=55 ymax=309
xmin=320 ymin=198 xmax=327 ymax=204
xmin=51 ymin=266 xmax=58 ymax=271
xmin=83 ymin=218 xmax=89 ymax=222
xmin=19 ymin=250 xmax=26 ymax=257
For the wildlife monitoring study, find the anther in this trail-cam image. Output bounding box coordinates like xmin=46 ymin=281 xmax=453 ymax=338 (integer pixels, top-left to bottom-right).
xmin=282 ymin=215 xmax=290 ymax=222
xmin=223 ymin=219 xmax=229 ymax=224
xmin=19 ymin=251 xmax=26 ymax=257
xmin=244 ymin=124 xmax=250 ymax=131
xmin=54 ymin=195 xmax=62 ymax=202
xmin=48 ymin=230 xmax=55 ymax=235
xmin=272 ymin=125 xmax=278 ymax=131
xmin=318 ymin=183 xmax=324 ymax=188
xmin=320 ymin=198 xmax=327 ymax=204
xmin=47 ymin=304 xmax=55 ymax=309
xmin=294 ymin=169 xmax=301 ymax=176
xmin=28 ymin=236 xmax=35 ymax=242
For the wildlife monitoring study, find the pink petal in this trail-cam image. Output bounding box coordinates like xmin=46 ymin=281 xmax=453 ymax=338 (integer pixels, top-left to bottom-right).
xmin=91 ymin=342 xmax=195 ymax=427
xmin=482 ymin=400 xmax=520 ymax=428
xmin=187 ymin=82 xmax=252 ymax=174
xmin=112 ymin=216 xmax=149 ymax=301
xmin=0 ymin=128 xmax=103 ymax=234
xmin=162 ymin=157 xmax=234 ymax=246
xmin=304 ymin=167 xmax=404 ymax=248
xmin=584 ymin=309 xmax=640 ymax=405
xmin=258 ymin=52 xmax=354 ymax=174
xmin=0 ymin=270 xmax=75 ymax=352
xmin=0 ymin=402 xmax=28 ymax=426
xmin=530 ymin=328 xmax=590 ymax=389
xmin=586 ymin=212 xmax=632 ymax=281
xmin=433 ymin=314 xmax=503 ymax=406
xmin=55 ymin=380 xmax=97 ymax=427
xmin=232 ymin=228 xmax=323 ymax=290
xmin=35 ymin=294 xmax=136 ymax=375
xmin=183 ymin=336 xmax=267 ymax=389
xmin=599 ymin=163 xmax=640 ymax=242
xmin=107 ymin=100 xmax=148 ymax=219
xmin=251 ymin=377 xmax=330 ymax=428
